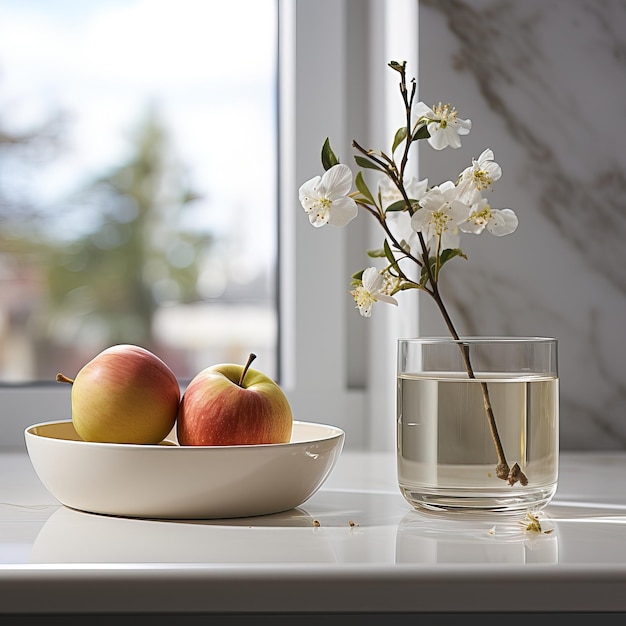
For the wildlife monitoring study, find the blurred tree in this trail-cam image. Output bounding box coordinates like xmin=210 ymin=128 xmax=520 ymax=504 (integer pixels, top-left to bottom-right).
xmin=43 ymin=106 xmax=211 ymax=350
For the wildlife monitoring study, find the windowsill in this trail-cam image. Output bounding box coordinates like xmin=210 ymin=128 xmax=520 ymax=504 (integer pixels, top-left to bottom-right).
xmin=1 ymin=449 xmax=626 ymax=616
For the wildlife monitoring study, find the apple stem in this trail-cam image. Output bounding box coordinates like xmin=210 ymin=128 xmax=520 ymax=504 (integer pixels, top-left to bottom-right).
xmin=238 ymin=353 xmax=257 ymax=387
xmin=56 ymin=373 xmax=74 ymax=385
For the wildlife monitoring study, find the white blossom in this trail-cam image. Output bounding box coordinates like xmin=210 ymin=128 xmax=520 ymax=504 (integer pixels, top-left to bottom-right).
xmin=298 ymin=164 xmax=358 ymax=227
xmin=460 ymin=198 xmax=519 ymax=236
xmin=456 ymin=148 xmax=502 ymax=205
xmin=411 ymin=181 xmax=470 ymax=249
xmin=350 ymin=267 xmax=398 ymax=317
xmin=413 ymin=101 xmax=472 ymax=150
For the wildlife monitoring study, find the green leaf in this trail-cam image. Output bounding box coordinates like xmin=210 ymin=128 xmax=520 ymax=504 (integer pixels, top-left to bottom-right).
xmin=388 ymin=60 xmax=406 ymax=73
xmin=413 ymin=124 xmax=430 ymax=141
xmin=383 ymin=239 xmax=400 ymax=273
xmin=385 ymin=199 xmax=409 ymax=213
xmin=440 ymin=248 xmax=468 ymax=266
xmin=434 ymin=248 xmax=467 ymax=281
xmin=419 ymin=248 xmax=467 ymax=286
xmin=321 ymin=138 xmax=339 ymax=171
xmin=392 ymin=127 xmax=407 ymax=153
xmin=355 ymin=171 xmax=375 ymax=205
xmin=354 ymin=155 xmax=384 ymax=172
xmin=385 ymin=198 xmax=421 ymax=214
xmin=419 ymin=257 xmax=436 ymax=286
xmin=383 ymin=238 xmax=394 ymax=261
xmin=351 ymin=269 xmax=365 ymax=285
xmin=367 ymin=248 xmax=386 ymax=258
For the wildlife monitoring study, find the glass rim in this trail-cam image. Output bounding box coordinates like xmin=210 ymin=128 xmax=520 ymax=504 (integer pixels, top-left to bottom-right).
xmin=398 ymin=336 xmax=557 ymax=344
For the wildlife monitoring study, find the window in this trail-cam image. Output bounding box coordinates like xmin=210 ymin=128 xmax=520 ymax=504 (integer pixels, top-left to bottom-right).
xmin=0 ymin=0 xmax=278 ymax=383
xmin=1 ymin=0 xmax=419 ymax=453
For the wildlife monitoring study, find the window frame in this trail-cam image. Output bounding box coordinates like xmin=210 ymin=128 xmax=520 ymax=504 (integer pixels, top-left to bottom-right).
xmin=277 ymin=0 xmax=420 ymax=451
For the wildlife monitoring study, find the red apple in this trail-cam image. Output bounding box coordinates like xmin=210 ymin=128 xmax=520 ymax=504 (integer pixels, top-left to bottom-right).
xmin=177 ymin=353 xmax=293 ymax=446
xmin=57 ymin=344 xmax=180 ymax=444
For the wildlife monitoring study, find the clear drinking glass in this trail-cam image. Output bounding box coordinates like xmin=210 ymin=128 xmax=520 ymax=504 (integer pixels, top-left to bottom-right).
xmin=397 ymin=337 xmax=559 ymax=514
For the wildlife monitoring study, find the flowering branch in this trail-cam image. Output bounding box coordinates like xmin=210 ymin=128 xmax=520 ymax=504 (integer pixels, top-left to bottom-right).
xmin=299 ymin=61 xmax=525 ymax=486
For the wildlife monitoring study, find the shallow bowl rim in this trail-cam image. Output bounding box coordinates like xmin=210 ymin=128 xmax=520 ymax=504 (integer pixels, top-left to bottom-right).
xmin=24 ymin=418 xmax=345 ymax=450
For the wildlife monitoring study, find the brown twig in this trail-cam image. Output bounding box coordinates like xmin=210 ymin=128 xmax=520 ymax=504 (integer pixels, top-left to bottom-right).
xmin=370 ymin=62 xmax=528 ymax=486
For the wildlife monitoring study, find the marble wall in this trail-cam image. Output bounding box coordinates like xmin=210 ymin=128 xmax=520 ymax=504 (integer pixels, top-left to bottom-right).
xmin=417 ymin=0 xmax=626 ymax=449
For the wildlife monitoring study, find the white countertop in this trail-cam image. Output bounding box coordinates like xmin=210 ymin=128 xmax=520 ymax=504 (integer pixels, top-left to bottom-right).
xmin=1 ymin=449 xmax=626 ymax=617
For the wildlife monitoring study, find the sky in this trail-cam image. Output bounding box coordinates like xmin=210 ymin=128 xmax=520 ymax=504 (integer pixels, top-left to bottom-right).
xmin=0 ymin=0 xmax=277 ymax=272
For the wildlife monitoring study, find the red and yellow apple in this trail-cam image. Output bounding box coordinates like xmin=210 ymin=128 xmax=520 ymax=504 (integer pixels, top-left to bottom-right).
xmin=176 ymin=353 xmax=293 ymax=446
xmin=57 ymin=344 xmax=180 ymax=444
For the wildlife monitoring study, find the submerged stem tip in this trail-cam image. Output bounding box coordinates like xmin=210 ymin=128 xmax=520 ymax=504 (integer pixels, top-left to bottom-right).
xmin=238 ymin=353 xmax=257 ymax=387
xmin=507 ymin=463 xmax=529 ymax=487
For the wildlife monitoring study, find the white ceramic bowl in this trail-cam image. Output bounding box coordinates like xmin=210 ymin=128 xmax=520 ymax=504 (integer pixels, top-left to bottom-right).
xmin=25 ymin=419 xmax=344 ymax=519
